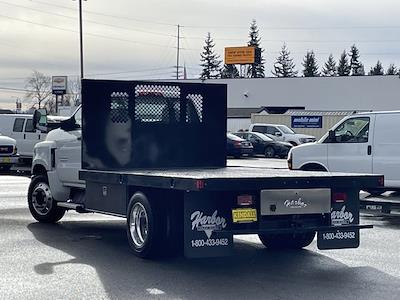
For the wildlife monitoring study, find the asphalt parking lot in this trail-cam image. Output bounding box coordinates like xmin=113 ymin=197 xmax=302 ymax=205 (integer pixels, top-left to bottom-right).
xmin=1 ymin=158 xmax=400 ymax=299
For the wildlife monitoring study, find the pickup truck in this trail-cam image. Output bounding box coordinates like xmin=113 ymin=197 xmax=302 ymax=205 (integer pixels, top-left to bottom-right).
xmin=0 ymin=133 xmax=18 ymax=171
xmin=28 ymin=79 xmax=382 ymax=259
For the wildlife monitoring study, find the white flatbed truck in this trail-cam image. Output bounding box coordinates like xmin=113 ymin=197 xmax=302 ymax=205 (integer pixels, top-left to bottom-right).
xmin=28 ymin=79 xmax=382 ymax=258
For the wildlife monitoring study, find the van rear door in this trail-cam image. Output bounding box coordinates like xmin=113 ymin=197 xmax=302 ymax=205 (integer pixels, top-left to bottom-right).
xmin=327 ymin=116 xmax=374 ymax=174
xmin=372 ymin=113 xmax=400 ymax=188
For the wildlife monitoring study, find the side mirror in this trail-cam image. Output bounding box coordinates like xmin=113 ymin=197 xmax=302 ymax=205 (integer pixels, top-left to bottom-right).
xmin=33 ymin=108 xmax=48 ymax=131
xmin=328 ymin=130 xmax=336 ymax=143
xmin=275 ymin=131 xmax=282 ymax=136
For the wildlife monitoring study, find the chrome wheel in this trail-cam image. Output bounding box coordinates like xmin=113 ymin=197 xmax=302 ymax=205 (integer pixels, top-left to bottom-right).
xmin=129 ymin=202 xmax=149 ymax=248
xmin=31 ymin=182 xmax=53 ymax=216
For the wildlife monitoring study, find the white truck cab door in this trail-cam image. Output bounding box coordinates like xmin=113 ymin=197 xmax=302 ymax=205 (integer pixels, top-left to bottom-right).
xmin=55 ymin=108 xmax=83 ymax=187
xmin=327 ymin=116 xmax=374 ymax=174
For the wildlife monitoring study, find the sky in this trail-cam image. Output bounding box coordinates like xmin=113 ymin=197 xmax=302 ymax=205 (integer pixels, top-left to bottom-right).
xmin=1 ymin=0 xmax=400 ymax=109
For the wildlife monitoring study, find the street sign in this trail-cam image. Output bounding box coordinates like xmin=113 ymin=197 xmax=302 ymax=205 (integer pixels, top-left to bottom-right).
xmin=225 ymin=47 xmax=256 ymax=64
xmin=52 ymin=76 xmax=68 ymax=95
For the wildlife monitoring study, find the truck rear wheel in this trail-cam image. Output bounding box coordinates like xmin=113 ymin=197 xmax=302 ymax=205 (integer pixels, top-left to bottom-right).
xmin=28 ymin=175 xmax=65 ymax=223
xmin=127 ymin=192 xmax=172 ymax=259
xmin=258 ymin=231 xmax=315 ymax=249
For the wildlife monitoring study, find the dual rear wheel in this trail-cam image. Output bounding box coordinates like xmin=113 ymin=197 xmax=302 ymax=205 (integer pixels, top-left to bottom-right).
xmin=126 ymin=192 xmax=182 ymax=259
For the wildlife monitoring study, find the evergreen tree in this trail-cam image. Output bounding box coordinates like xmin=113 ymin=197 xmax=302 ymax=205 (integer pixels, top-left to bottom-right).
xmin=357 ymin=63 xmax=365 ymax=75
xmin=302 ymin=51 xmax=319 ymax=77
xmin=369 ymin=61 xmax=384 ymax=75
xmin=322 ymin=54 xmax=337 ymax=76
xmin=272 ymin=43 xmax=298 ymax=77
xmin=220 ymin=64 xmax=239 ymax=78
xmin=199 ymin=32 xmax=222 ymax=80
xmin=386 ymin=64 xmax=397 ymax=75
xmin=349 ymin=44 xmax=364 ymax=76
xmin=337 ymin=51 xmax=351 ymax=76
xmin=247 ymin=19 xmax=265 ymax=78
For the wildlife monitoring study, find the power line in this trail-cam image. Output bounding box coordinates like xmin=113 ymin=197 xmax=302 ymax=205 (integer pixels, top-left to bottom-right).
xmin=0 ymin=0 xmax=176 ymax=38
xmin=29 ymin=0 xmax=176 ymax=27
xmin=0 ymin=13 xmax=175 ymax=49
xmin=0 ymin=86 xmax=28 ymax=92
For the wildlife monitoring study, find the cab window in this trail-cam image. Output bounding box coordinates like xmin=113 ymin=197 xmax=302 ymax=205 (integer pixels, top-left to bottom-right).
xmin=333 ymin=117 xmax=370 ymax=143
xmin=266 ymin=126 xmax=280 ymax=135
xmin=13 ymin=118 xmax=25 ymax=132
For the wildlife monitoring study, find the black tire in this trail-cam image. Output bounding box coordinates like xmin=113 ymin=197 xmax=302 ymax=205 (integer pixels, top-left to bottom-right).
xmin=126 ymin=192 xmax=181 ymax=259
xmin=28 ymin=174 xmax=65 ymax=223
xmin=264 ymin=146 xmax=275 ymax=158
xmin=258 ymin=231 xmax=315 ymax=250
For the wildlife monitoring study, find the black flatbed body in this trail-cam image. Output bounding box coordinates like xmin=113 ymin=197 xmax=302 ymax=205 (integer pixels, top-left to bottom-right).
xmin=80 ymin=166 xmax=382 ymax=191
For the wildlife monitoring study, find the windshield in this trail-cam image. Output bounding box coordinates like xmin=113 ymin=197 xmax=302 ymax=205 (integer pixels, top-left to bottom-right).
xmin=277 ymin=125 xmax=295 ymax=134
xmin=73 ymin=106 xmax=82 ymax=127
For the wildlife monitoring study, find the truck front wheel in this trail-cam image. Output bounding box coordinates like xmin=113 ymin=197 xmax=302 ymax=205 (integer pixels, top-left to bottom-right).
xmin=258 ymin=231 xmax=315 ymax=249
xmin=28 ymin=175 xmax=65 ymax=223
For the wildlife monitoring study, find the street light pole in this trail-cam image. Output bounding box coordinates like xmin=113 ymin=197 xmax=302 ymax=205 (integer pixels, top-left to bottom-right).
xmin=79 ymin=0 xmax=84 ymax=79
xmin=73 ymin=0 xmax=85 ymax=79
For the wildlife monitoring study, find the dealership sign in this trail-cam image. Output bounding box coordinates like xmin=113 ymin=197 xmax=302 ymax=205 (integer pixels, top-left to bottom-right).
xmin=291 ymin=116 xmax=323 ymax=128
xmin=52 ymin=76 xmax=68 ymax=95
xmin=224 ymin=46 xmax=261 ymax=64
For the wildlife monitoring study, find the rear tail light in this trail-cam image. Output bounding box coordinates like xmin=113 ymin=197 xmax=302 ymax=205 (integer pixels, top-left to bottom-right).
xmin=195 ymin=180 xmax=205 ymax=190
xmin=237 ymin=194 xmax=253 ymax=206
xmin=332 ymin=192 xmax=347 ymax=203
xmin=234 ymin=141 xmax=242 ymax=148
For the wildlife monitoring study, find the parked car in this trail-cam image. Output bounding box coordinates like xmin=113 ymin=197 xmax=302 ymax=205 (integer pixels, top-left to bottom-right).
xmin=249 ymin=123 xmax=316 ymax=146
xmin=0 ymin=132 xmax=18 ymax=172
xmin=226 ymin=133 xmax=253 ymax=158
xmin=234 ymin=131 xmax=293 ymax=158
xmin=288 ymin=111 xmax=400 ymax=195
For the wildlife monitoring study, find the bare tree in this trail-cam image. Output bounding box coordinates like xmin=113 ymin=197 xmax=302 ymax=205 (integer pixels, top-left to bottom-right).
xmin=25 ymin=71 xmax=52 ymax=108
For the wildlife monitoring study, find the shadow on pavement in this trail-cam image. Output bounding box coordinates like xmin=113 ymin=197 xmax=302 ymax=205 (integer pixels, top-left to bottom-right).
xmin=27 ymin=220 xmax=400 ymax=300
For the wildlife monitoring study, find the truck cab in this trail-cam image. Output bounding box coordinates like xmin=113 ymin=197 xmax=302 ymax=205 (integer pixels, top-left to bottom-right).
xmin=31 ymin=106 xmax=83 ymax=203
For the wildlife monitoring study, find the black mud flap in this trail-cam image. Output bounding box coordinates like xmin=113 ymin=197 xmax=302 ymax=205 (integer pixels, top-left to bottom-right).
xmin=317 ymin=190 xmax=360 ymax=250
xmin=183 ymin=191 xmax=233 ymax=258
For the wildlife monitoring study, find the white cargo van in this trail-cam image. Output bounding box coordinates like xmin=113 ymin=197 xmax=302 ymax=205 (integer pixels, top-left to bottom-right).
xmin=289 ymin=111 xmax=400 ymax=193
xmin=0 ymin=114 xmax=66 ymax=163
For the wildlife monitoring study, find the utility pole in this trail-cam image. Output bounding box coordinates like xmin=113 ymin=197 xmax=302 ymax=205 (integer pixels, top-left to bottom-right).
xmin=73 ymin=0 xmax=85 ymax=79
xmin=176 ymin=24 xmax=180 ymax=80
